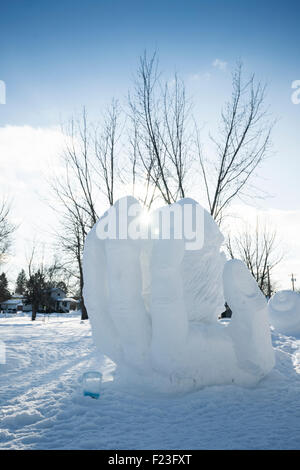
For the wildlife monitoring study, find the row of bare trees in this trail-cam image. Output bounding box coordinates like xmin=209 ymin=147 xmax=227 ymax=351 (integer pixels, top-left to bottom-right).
xmin=50 ymin=53 xmax=278 ymax=317
xmin=0 ymin=198 xmax=16 ymax=265
xmin=227 ymin=220 xmax=283 ymax=296
xmin=199 ymin=63 xmax=273 ymax=224
xmin=0 ymin=198 xmax=16 ymax=304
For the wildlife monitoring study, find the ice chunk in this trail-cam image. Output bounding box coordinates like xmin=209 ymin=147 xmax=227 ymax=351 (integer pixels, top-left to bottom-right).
xmin=268 ymin=290 xmax=300 ymax=336
xmin=177 ymin=198 xmax=226 ymax=323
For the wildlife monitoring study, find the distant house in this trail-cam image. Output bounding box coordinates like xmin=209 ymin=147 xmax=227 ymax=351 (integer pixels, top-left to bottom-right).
xmin=1 ymin=288 xmax=78 ymax=314
xmin=47 ymin=287 xmax=65 ymax=311
xmin=0 ymin=293 xmax=33 ymax=313
xmin=41 ymin=287 xmax=77 ymax=313
xmin=56 ymin=297 xmax=77 ymax=313
xmin=43 ymin=288 xmax=77 ymax=313
xmin=1 ymin=298 xmax=23 ymax=313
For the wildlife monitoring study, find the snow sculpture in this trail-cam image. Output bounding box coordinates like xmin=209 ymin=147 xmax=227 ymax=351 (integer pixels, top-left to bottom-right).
xmin=83 ymin=196 xmax=275 ymax=391
xmin=268 ymin=290 xmax=300 ymax=336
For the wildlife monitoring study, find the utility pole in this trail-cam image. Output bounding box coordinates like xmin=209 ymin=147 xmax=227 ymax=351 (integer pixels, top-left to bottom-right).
xmin=291 ymin=273 xmax=296 ymax=291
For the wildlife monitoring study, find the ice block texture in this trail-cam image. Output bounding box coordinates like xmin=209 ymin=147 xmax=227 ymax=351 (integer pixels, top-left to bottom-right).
xmin=268 ymin=290 xmax=300 ymax=336
xmin=83 ymin=196 xmax=275 ymax=391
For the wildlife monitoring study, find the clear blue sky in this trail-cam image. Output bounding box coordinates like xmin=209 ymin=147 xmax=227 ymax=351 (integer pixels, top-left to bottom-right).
xmin=1 ymin=0 xmax=300 ymax=205
xmin=0 ymin=0 xmax=300 ymax=124
xmin=0 ymin=0 xmax=300 ymax=288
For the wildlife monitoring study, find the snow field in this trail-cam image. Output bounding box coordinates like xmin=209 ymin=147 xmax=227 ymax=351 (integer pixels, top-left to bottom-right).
xmin=1 ymin=314 xmax=300 ymax=450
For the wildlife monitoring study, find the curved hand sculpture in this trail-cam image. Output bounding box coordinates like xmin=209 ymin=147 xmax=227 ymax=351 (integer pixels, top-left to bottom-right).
xmin=83 ymin=197 xmax=275 ymax=391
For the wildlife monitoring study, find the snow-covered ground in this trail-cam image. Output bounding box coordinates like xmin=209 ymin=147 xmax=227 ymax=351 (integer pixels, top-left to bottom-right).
xmin=0 ymin=314 xmax=300 ymax=450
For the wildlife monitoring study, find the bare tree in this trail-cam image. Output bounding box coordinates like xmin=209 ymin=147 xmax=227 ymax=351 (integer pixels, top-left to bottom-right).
xmin=26 ymin=241 xmax=37 ymax=278
xmin=54 ymin=211 xmax=89 ymax=318
xmin=0 ymin=199 xmax=16 ymax=264
xmin=45 ymin=257 xmax=71 ymax=294
xmin=94 ymin=99 xmax=121 ymax=206
xmin=126 ymin=115 xmax=158 ymax=208
xmin=60 ymin=108 xmax=98 ymax=225
xmin=49 ymin=54 xmax=276 ymax=321
xmin=128 ymin=52 xmax=191 ymax=206
xmin=198 ymin=63 xmax=273 ymax=224
xmin=50 ymin=111 xmax=97 ymax=319
xmin=51 ymin=105 xmax=121 ymax=319
xmin=129 ymin=55 xmax=272 ymax=221
xmin=226 ymin=219 xmax=283 ymax=296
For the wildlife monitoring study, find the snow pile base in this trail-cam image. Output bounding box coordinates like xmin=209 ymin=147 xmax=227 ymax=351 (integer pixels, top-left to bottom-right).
xmin=268 ymin=290 xmax=300 ymax=336
xmin=83 ymin=196 xmax=275 ymax=392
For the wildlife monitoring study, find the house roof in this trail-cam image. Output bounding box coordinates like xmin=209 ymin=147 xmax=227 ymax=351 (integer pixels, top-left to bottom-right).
xmin=1 ymin=299 xmax=23 ymax=305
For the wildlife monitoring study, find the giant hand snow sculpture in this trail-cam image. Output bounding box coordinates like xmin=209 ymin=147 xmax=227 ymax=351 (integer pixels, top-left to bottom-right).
xmin=268 ymin=290 xmax=300 ymax=336
xmin=83 ymin=196 xmax=275 ymax=391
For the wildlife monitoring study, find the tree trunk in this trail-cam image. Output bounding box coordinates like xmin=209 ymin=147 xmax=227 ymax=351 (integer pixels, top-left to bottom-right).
xmin=78 ymin=256 xmax=88 ymax=320
xmin=81 ymin=299 xmax=88 ymax=320
xmin=32 ymin=305 xmax=37 ymax=321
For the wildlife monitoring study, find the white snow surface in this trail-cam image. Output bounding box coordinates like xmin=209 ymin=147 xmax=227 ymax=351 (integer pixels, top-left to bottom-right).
xmin=1 ymin=313 xmax=299 ymax=450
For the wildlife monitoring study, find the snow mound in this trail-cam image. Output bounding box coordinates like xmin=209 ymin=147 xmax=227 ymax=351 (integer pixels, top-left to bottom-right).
xmin=268 ymin=290 xmax=300 ymax=336
xmin=83 ymin=196 xmax=275 ymax=391
xmin=1 ymin=409 xmax=43 ymax=428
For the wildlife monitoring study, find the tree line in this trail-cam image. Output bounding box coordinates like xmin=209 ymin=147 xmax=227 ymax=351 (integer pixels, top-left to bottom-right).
xmin=0 ymin=263 xmax=73 ymax=320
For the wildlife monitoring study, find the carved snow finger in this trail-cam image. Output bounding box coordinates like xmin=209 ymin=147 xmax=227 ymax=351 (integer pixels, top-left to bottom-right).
xmin=104 ymin=197 xmax=151 ymax=367
xmin=149 ymin=204 xmax=188 ymax=371
xmin=223 ymin=259 xmax=275 ymax=378
xmin=83 ymin=225 xmax=121 ymax=362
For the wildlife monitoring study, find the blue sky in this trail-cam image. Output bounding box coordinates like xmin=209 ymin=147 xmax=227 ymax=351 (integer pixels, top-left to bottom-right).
xmin=0 ymin=0 xmax=300 ymax=205
xmin=0 ymin=0 xmax=300 ymax=287
xmin=1 ymin=0 xmax=300 ymax=127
